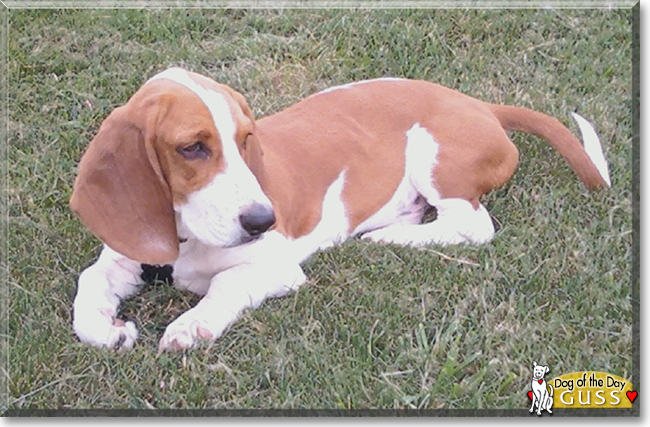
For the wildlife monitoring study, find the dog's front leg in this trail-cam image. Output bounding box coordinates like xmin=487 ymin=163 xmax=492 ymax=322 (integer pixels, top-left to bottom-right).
xmin=159 ymin=260 xmax=306 ymax=351
xmin=73 ymin=246 xmax=143 ymax=350
xmin=536 ymin=390 xmax=546 ymax=415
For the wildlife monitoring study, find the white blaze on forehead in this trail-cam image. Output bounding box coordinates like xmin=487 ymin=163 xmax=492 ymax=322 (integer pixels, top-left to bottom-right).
xmin=147 ymin=67 xmax=237 ymax=161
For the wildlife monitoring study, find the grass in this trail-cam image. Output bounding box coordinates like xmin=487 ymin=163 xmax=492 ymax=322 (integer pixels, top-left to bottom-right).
xmin=3 ymin=8 xmax=633 ymax=412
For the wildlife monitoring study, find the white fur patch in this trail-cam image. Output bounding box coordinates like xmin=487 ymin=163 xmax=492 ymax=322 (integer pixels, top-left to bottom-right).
xmin=363 ymin=199 xmax=494 ymax=246
xmin=354 ymin=123 xmax=439 ymax=235
xmin=404 ymin=124 xmax=443 ymax=204
xmin=290 ymin=170 xmax=350 ymax=262
xmin=177 ymin=172 xmax=259 ymax=247
xmin=172 ymin=230 xmax=299 ymax=295
xmin=571 ymin=112 xmax=611 ymax=187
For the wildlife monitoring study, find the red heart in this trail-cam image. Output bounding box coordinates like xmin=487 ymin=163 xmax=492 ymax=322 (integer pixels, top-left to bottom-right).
xmin=528 ymin=391 xmax=533 ymax=400
xmin=627 ymin=391 xmax=638 ymax=403
xmin=538 ymin=379 xmax=543 ymax=384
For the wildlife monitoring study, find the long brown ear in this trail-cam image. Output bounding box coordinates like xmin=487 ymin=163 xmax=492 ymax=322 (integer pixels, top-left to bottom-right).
xmin=70 ymin=106 xmax=179 ymax=264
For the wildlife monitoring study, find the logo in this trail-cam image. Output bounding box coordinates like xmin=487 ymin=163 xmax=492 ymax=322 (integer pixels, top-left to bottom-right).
xmin=527 ymin=364 xmax=636 ymax=412
xmin=528 ymin=361 xmax=554 ymax=416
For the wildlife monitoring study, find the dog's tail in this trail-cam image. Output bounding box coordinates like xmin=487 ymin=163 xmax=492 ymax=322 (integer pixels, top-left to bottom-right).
xmin=548 ymin=384 xmax=554 ymax=397
xmin=488 ymin=104 xmax=611 ymax=190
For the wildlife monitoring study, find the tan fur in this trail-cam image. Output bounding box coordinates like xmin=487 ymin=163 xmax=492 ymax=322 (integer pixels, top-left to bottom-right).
xmin=254 ymin=80 xmax=604 ymax=238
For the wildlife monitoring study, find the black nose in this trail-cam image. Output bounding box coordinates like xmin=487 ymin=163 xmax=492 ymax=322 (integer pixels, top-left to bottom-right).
xmin=239 ymin=203 xmax=276 ymax=237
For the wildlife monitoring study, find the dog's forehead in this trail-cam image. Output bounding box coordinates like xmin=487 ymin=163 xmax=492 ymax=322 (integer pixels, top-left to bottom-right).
xmin=146 ymin=67 xmax=226 ymax=94
xmin=145 ymin=68 xmax=241 ymax=139
xmin=147 ymin=68 xmax=238 ymax=111
xmin=139 ymin=80 xmax=212 ymax=121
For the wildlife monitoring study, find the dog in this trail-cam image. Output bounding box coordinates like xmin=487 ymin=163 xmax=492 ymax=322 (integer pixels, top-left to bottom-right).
xmin=530 ymin=362 xmax=554 ymax=415
xmin=69 ymin=67 xmax=610 ymax=351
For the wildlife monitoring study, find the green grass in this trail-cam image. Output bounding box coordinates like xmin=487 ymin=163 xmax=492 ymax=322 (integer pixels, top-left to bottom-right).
xmin=4 ymin=8 xmax=633 ymax=411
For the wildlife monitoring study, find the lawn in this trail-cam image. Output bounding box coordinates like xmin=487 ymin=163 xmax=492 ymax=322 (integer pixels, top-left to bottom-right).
xmin=3 ymin=7 xmax=635 ymax=413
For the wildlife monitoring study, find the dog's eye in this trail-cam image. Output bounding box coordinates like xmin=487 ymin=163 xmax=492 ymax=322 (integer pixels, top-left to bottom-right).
xmin=178 ymin=142 xmax=208 ymax=160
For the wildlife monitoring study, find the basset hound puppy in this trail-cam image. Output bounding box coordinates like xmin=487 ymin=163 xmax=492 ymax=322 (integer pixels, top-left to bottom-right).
xmin=70 ymin=67 xmax=610 ymax=351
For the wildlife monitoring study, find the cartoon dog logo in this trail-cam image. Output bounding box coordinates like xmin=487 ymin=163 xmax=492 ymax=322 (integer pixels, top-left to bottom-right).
xmin=529 ymin=362 xmax=554 ymax=415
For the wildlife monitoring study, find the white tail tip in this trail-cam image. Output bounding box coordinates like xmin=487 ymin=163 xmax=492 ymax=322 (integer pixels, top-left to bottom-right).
xmin=571 ymin=112 xmax=611 ymax=187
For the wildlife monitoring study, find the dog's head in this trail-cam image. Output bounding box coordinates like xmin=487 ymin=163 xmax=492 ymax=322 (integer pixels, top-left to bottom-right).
xmin=532 ymin=361 xmax=550 ymax=381
xmin=70 ymin=68 xmax=274 ymax=264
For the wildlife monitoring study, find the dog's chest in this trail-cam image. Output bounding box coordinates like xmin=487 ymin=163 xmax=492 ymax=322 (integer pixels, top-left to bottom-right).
xmin=532 ymin=380 xmax=547 ymax=391
xmin=171 ymin=233 xmax=285 ymax=295
xmin=171 ymin=240 xmax=243 ymax=294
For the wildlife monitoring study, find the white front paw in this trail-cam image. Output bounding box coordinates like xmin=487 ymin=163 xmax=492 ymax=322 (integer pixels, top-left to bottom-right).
xmin=74 ymin=310 xmax=139 ymax=350
xmin=159 ymin=315 xmax=218 ymax=352
xmin=105 ymin=319 xmax=139 ymax=350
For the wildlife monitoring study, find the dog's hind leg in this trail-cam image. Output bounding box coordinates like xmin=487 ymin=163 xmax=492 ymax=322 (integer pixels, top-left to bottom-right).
xmin=362 ymin=122 xmax=495 ymax=247
xmin=362 ymin=198 xmax=494 ymax=246
xmin=546 ymin=389 xmax=554 ymax=414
